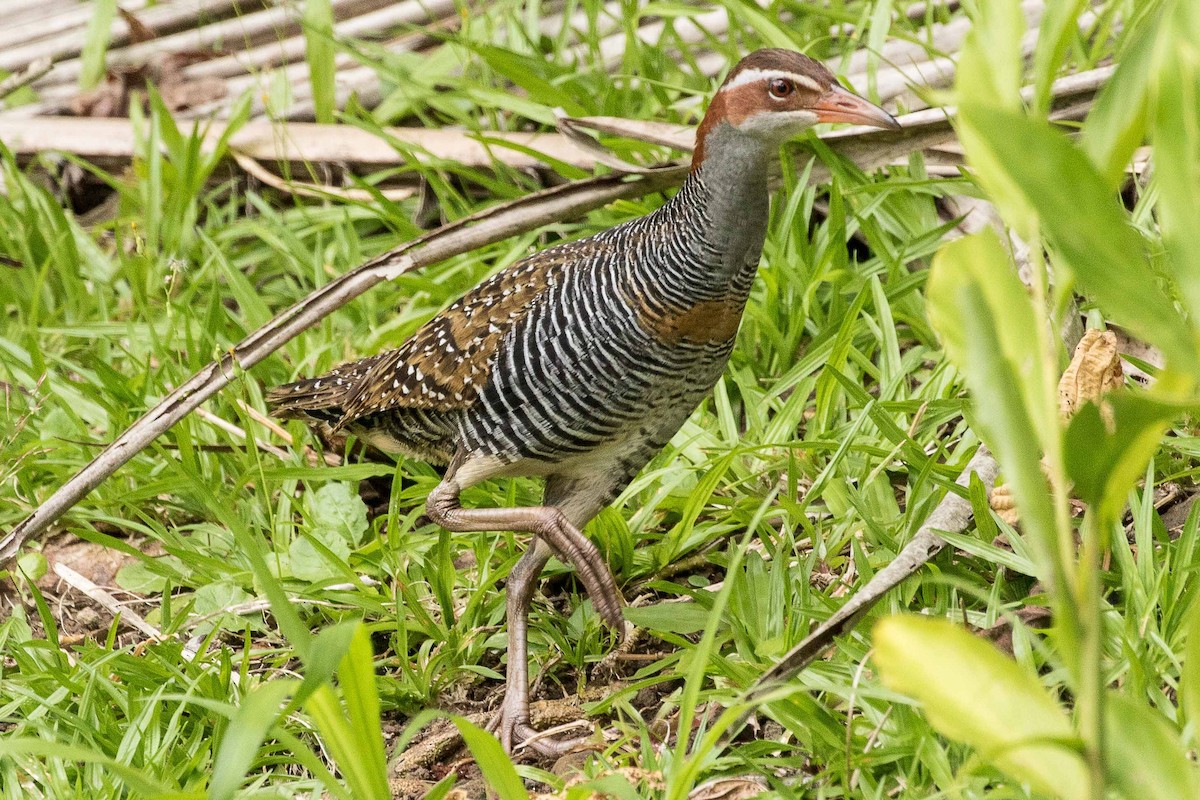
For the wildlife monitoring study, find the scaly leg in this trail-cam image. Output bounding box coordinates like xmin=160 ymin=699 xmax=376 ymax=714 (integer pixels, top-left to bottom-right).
xmin=494 ymin=537 xmax=595 ymax=754
xmin=424 ymin=463 xmax=629 ymax=753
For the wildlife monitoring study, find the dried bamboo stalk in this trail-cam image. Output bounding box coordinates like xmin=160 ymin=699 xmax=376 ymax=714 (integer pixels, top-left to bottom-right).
xmin=0 ymin=0 xmax=247 ymax=75
xmin=19 ymin=18 xmax=453 ymax=121
xmin=26 ymin=0 xmax=395 ymax=89
xmin=183 ymin=0 xmax=460 ymax=81
xmin=0 ymin=1 xmax=150 ymax=54
xmin=0 ymin=58 xmax=51 ymax=103
xmin=4 ymin=0 xmax=1013 ymax=125
xmin=0 ymin=116 xmax=615 ymax=172
xmin=0 ymin=59 xmax=1107 ymax=177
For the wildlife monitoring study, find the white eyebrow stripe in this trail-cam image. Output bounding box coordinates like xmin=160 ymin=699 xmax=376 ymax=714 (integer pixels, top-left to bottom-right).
xmin=720 ymin=68 xmax=824 ymax=93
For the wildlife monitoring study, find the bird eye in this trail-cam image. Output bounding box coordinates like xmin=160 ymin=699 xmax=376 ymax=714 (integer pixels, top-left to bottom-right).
xmin=767 ymin=78 xmax=794 ymax=99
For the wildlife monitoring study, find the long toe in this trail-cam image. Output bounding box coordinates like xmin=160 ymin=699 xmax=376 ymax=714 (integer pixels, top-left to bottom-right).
xmin=492 ymin=697 xmax=598 ymax=757
xmin=596 ymin=592 xmax=626 ymax=634
xmin=512 ymin=721 xmax=595 ymax=757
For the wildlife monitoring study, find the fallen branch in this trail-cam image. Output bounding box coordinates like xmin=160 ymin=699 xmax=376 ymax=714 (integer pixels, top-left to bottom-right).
xmin=54 ymin=562 xmax=163 ymax=640
xmin=0 ymin=163 xmax=686 ymax=562
xmin=0 ymin=61 xmax=1107 ymax=185
xmin=0 ymin=0 xmax=244 ymax=74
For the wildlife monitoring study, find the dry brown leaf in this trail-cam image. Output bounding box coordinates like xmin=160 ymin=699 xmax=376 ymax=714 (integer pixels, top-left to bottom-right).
xmin=116 ymin=7 xmax=157 ymax=45
xmin=989 ymin=329 xmax=1124 ymax=525
xmin=69 ymin=52 xmax=226 ymax=118
xmin=990 ymin=483 xmax=1021 ymax=527
xmin=1058 ymin=329 xmax=1123 ymax=417
xmin=980 ymin=604 xmax=1054 ymax=657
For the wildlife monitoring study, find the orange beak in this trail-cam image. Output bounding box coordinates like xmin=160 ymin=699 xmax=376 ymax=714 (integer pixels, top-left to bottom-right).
xmin=812 ymin=85 xmax=900 ymax=130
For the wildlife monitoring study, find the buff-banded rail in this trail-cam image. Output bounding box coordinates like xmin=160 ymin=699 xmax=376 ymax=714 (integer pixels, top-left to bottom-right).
xmin=267 ymin=48 xmax=898 ymax=754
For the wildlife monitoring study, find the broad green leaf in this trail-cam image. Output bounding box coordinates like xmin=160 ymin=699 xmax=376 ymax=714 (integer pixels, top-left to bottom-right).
xmin=927 ymin=231 xmax=1059 ymax=566
xmin=306 ymin=685 xmax=379 ymax=798
xmin=303 ymin=627 xmax=389 ymax=800
xmin=1105 ymin=692 xmax=1200 ymax=800
xmin=1063 ymin=394 xmax=1184 ymax=522
xmin=958 ymin=103 xmax=1195 ymax=368
xmin=309 ymin=482 xmax=370 ymax=546
xmin=954 ymin=1 xmax=1031 ymax=238
xmin=303 ymin=0 xmax=336 ymax=124
xmin=296 ymin=621 xmax=359 ymax=707
xmin=450 ymin=717 xmax=531 ymax=800
xmin=115 ymin=559 xmax=167 ymax=593
xmin=927 ymin=231 xmax=1052 ymax=434
xmin=15 ymin=551 xmax=47 ymax=583
xmin=1032 ymin=0 xmax=1088 ymax=113
xmin=335 ymin=625 xmax=390 ymax=799
xmin=1150 ymin=1 xmax=1200 ymax=329
xmin=1082 ymin=13 xmax=1157 ymax=187
xmin=210 ymin=680 xmax=297 ymax=800
xmin=957 ymin=0 xmax=1025 ymax=111
xmin=1181 ymin=605 xmax=1200 ymax=735
xmin=79 ymin=0 xmax=118 ymax=90
xmin=873 ymin=615 xmax=1087 ymax=800
xmin=290 ymin=482 xmax=367 ymax=579
xmin=624 ymin=602 xmax=714 ymax=635
xmin=289 ymin=534 xmax=351 ymax=582
xmin=190 ymin=582 xmax=254 ymax=634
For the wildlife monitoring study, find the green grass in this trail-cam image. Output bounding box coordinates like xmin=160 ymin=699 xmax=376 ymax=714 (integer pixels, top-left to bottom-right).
xmin=2 ymin=0 xmax=1199 ymax=797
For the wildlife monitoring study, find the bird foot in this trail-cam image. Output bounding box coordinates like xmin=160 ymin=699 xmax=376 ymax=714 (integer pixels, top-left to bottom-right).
xmin=488 ymin=701 xmax=597 ymax=756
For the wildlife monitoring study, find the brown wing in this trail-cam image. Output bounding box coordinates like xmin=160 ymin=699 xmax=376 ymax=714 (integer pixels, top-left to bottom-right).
xmin=332 ymin=239 xmax=604 ymax=425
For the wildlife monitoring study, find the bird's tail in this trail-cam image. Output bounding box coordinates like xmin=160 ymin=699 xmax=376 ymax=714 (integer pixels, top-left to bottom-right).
xmin=264 ymin=376 xmax=346 ymax=424
xmin=265 ymin=354 xmax=388 ymax=425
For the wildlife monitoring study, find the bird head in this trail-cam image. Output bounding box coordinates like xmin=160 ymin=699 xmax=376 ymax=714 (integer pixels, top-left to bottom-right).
xmin=692 ymin=48 xmax=899 ymax=169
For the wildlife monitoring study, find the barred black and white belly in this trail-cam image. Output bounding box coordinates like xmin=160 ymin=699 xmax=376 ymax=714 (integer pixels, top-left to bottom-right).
xmin=455 ymin=258 xmax=741 ymax=469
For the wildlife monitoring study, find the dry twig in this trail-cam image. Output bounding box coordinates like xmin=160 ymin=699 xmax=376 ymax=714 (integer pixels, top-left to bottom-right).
xmin=0 ymin=57 xmax=51 ymax=103
xmin=53 ymin=562 xmax=163 ymax=640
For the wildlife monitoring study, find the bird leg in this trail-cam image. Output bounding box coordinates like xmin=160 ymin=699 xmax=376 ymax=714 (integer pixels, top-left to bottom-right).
xmin=487 ymin=537 xmax=594 ymax=754
xmin=425 ymin=473 xmax=625 ymax=754
xmin=425 ymin=480 xmax=625 ymax=631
